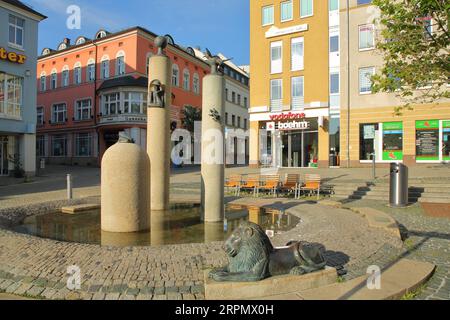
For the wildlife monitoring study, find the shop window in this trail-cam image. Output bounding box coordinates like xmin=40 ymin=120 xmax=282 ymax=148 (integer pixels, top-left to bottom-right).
xmin=75 ymin=133 xmax=92 ymax=157
xmin=382 ymin=122 xmax=403 ymax=161
xmin=443 ymin=121 xmax=450 ymax=161
xmin=52 ymin=135 xmax=67 ymax=157
xmin=360 ymin=123 xmax=378 ymax=160
xmin=416 ymin=120 xmax=440 ymax=161
xmin=36 ymin=135 xmax=46 ymax=157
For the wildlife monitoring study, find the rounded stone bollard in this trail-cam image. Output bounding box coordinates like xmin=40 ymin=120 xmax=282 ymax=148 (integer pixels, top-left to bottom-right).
xmin=101 ymin=137 xmax=150 ymax=233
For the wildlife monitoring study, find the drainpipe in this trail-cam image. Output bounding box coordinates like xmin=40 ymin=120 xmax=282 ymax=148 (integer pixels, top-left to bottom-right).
xmin=346 ymin=0 xmax=351 ymax=168
xmin=93 ymin=41 xmax=100 ymax=164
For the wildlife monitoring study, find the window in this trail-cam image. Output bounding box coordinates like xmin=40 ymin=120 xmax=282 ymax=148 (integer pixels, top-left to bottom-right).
xmin=225 ymin=88 xmax=229 ymax=100
xmin=102 ymin=93 xmax=120 ymax=115
xmin=232 ymin=92 xmax=236 ymax=103
xmin=51 ymin=135 xmax=67 ymax=157
xmin=36 ymin=136 xmax=46 ymax=157
xmin=116 ymin=55 xmax=125 ymax=75
xmin=359 ymin=67 xmax=375 ymax=94
xmin=330 ymin=35 xmax=339 ymax=53
xmin=271 ymin=41 xmax=282 ymax=74
xmin=87 ymin=63 xmax=95 ymax=82
xmin=357 ymin=0 xmax=372 ymax=5
xmin=74 ymin=66 xmax=82 ymax=84
xmin=329 ymin=0 xmax=339 ymax=11
xmin=291 ymin=37 xmax=304 ymax=71
xmin=172 ymin=64 xmax=180 ymax=87
xmin=270 ymin=79 xmax=283 ymax=111
xmin=9 ymin=15 xmax=24 ymax=48
xmin=262 ymin=5 xmax=274 ymax=26
xmin=232 ymin=115 xmax=236 ymax=127
xmin=244 ymin=97 xmax=248 ymax=108
xmin=123 ymin=92 xmax=147 ymax=114
xmin=360 ymin=123 xmax=378 ymax=160
xmin=238 ymin=116 xmax=241 ymax=128
xmin=75 ymin=133 xmax=92 ymax=157
xmin=330 ymin=72 xmax=340 ymax=94
xmin=244 ymin=119 xmax=248 ymax=130
xmin=62 ymin=69 xmax=69 ymax=87
xmin=281 ymin=1 xmax=293 ymax=22
xmin=101 ymin=59 xmax=110 ymax=79
xmin=183 ymin=69 xmax=190 ymax=91
xmin=40 ymin=75 xmax=46 ymax=92
xmin=52 ymin=103 xmax=67 ymax=123
xmin=359 ymin=24 xmax=375 ymax=50
xmin=37 ymin=107 xmax=44 ymax=125
xmin=76 ymin=99 xmax=92 ymax=120
xmin=291 ymin=76 xmax=304 ymax=110
xmin=237 ymin=94 xmax=241 ymax=105
xmin=225 ymin=112 xmax=228 ymax=125
xmin=0 ymin=72 xmax=23 ymax=118
xmin=300 ymin=0 xmax=313 ymax=18
xmin=193 ymin=73 xmax=200 ymax=94
xmin=51 ymin=72 xmax=57 ymax=89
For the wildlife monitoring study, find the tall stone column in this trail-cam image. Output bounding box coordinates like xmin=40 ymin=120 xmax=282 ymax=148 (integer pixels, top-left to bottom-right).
xmin=147 ymin=36 xmax=172 ymax=211
xmin=201 ymin=63 xmax=225 ymax=222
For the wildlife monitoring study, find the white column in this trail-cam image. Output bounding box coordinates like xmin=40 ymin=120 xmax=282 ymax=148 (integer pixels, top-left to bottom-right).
xmin=201 ymin=74 xmax=225 ymax=222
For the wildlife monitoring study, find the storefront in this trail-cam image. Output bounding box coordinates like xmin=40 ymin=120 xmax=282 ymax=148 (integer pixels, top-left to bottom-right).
xmin=258 ymin=112 xmax=324 ymax=168
xmin=416 ymin=119 xmax=450 ymax=163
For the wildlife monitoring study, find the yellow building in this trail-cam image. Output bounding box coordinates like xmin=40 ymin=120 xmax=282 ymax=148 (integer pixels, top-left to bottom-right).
xmin=249 ymin=0 xmax=336 ymax=168
xmin=249 ymin=0 xmax=450 ymax=168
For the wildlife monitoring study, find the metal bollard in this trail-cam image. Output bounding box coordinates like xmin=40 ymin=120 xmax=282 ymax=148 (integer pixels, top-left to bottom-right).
xmin=67 ymin=174 xmax=73 ymax=200
xmin=371 ymin=153 xmax=376 ymax=181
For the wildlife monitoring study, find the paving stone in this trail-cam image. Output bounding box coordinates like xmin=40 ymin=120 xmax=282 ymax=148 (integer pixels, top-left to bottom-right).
xmin=105 ymin=293 xmax=120 ymax=300
xmin=25 ymin=286 xmax=45 ymax=297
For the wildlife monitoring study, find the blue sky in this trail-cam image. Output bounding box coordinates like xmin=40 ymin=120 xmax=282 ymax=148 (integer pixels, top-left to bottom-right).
xmin=27 ymin=0 xmax=250 ymax=65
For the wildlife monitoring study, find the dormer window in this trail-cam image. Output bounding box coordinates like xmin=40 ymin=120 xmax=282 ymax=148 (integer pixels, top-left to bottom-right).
xmin=42 ymin=48 xmax=51 ymax=56
xmin=76 ymin=37 xmax=86 ymax=45
xmin=58 ymin=43 xmax=67 ymax=51
xmin=96 ymin=30 xmax=107 ymax=39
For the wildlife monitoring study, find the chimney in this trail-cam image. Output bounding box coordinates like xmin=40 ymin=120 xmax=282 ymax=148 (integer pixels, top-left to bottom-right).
xmin=63 ymin=38 xmax=71 ymax=45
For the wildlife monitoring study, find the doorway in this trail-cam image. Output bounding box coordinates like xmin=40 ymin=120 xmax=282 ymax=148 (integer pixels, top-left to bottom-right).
xmin=281 ymin=130 xmax=318 ymax=168
xmin=0 ymin=137 xmax=8 ymax=176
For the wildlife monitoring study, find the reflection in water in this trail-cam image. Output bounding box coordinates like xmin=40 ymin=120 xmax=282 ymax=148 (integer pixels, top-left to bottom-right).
xmin=12 ymin=204 xmax=299 ymax=247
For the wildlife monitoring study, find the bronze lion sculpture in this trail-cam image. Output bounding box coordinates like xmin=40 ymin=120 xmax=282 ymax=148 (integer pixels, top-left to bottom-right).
xmin=209 ymin=221 xmax=326 ymax=282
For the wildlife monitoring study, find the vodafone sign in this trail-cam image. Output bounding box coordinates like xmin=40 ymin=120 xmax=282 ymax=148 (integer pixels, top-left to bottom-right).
xmin=269 ymin=112 xmax=305 ymax=121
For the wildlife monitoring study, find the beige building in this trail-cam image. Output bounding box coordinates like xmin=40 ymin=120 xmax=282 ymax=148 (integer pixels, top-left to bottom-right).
xmin=340 ymin=0 xmax=450 ymax=167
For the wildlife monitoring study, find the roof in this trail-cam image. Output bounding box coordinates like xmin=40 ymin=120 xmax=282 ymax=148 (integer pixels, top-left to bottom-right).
xmin=1 ymin=0 xmax=47 ymax=19
xmin=193 ymin=48 xmax=249 ymax=78
xmin=97 ymin=76 xmax=148 ymax=91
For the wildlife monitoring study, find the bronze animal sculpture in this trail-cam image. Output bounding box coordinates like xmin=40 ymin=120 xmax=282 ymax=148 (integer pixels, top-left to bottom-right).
xmin=209 ymin=221 xmax=326 ymax=282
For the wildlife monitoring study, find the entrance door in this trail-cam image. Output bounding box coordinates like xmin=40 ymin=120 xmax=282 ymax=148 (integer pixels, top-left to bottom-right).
xmin=280 ymin=131 xmax=319 ymax=168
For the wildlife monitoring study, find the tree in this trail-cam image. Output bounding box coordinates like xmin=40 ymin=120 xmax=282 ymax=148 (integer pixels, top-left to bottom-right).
xmin=182 ymin=105 xmax=202 ymax=132
xmin=371 ymin=0 xmax=450 ymax=115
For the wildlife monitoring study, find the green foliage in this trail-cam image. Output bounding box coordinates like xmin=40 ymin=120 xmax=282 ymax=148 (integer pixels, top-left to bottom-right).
xmin=371 ymin=0 xmax=450 ymax=115
xmin=182 ymin=105 xmax=202 ymax=132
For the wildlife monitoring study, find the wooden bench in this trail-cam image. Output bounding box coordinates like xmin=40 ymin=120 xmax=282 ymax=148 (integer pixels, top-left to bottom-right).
xmin=299 ymin=174 xmax=321 ymax=200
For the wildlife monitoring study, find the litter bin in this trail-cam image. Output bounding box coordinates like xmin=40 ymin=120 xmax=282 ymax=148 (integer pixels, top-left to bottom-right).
xmin=389 ymin=163 xmax=408 ymax=207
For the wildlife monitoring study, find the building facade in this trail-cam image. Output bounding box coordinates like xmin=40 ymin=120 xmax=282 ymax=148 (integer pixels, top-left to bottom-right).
xmin=249 ymin=0 xmax=331 ymax=168
xmin=0 ymin=0 xmax=46 ymax=176
xmin=37 ymin=27 xmax=250 ymax=166
xmin=339 ymin=0 xmax=450 ymax=167
xmin=194 ymin=49 xmax=250 ymax=165
xmin=249 ymin=0 xmax=450 ymax=168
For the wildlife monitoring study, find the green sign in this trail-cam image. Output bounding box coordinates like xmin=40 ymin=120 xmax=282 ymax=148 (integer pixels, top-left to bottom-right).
xmin=443 ymin=120 xmax=450 ymax=128
xmin=383 ymin=151 xmax=403 ymax=161
xmin=383 ymin=121 xmax=403 ymax=130
xmin=416 ymin=120 xmax=439 ymax=129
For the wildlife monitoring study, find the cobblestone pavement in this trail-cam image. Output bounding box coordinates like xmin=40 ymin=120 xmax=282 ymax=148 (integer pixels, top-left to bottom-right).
xmin=0 ymin=197 xmax=404 ymax=300
xmin=342 ymin=200 xmax=450 ymax=300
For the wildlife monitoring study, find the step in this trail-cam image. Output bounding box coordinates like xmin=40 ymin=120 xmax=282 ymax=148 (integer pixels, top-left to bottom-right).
xmin=419 ymin=198 xmax=450 ymax=204
xmin=297 ymin=259 xmax=435 ymax=300
xmin=419 ymin=192 xmax=450 ymax=199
